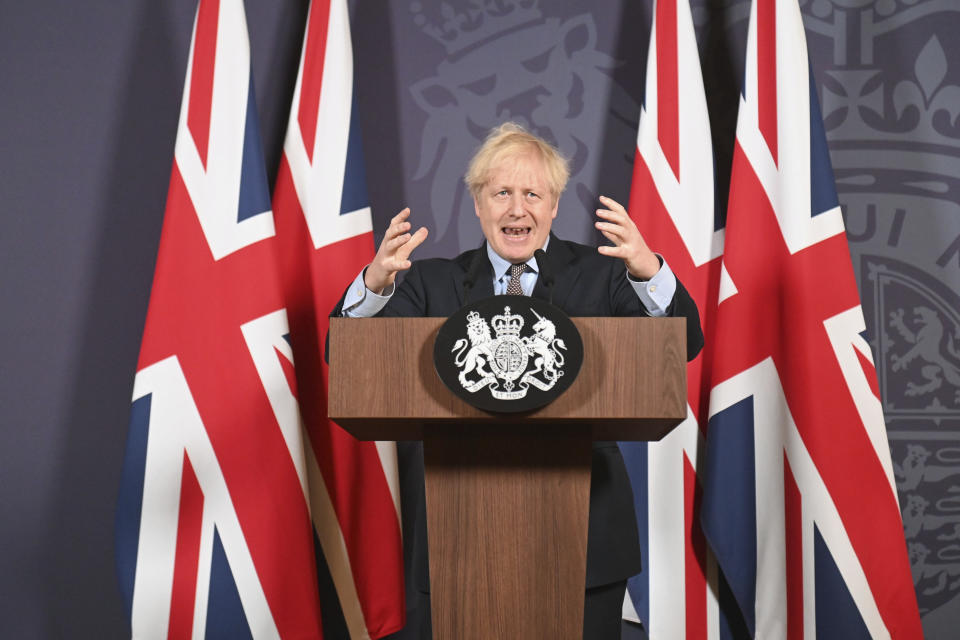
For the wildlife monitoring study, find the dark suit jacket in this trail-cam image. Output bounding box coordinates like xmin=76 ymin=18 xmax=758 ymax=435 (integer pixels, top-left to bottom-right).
xmin=333 ymin=234 xmax=704 ymax=590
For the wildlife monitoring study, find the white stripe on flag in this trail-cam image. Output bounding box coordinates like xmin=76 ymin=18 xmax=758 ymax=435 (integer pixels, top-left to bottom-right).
xmin=175 ymin=1 xmax=275 ymax=261
xmin=305 ymin=441 xmax=372 ymax=640
xmin=282 ymin=0 xmax=371 ymax=250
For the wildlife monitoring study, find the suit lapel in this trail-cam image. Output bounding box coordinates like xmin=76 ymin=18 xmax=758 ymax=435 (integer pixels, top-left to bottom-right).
xmin=465 ymin=265 xmax=494 ymax=304
xmin=532 ymin=235 xmax=581 ymax=311
xmin=453 ymin=244 xmax=495 ymax=306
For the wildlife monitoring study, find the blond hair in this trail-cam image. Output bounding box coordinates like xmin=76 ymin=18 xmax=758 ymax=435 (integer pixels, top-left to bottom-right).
xmin=464 ymin=122 xmax=570 ymax=203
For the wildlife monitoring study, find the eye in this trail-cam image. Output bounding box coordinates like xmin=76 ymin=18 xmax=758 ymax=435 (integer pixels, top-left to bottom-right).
xmin=521 ymin=47 xmax=554 ymax=73
xmin=460 ymin=75 xmax=496 ymax=96
xmin=526 ymin=191 xmax=540 ymax=199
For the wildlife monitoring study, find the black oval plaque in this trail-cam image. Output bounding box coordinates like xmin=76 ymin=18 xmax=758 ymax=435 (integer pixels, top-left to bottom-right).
xmin=433 ymin=295 xmax=583 ymax=413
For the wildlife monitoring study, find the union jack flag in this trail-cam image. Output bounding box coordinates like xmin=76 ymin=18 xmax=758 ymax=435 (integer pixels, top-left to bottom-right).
xmin=271 ymin=0 xmax=405 ymax=637
xmin=699 ymin=0 xmax=921 ymax=638
xmin=624 ymin=0 xmax=922 ymax=637
xmin=620 ymin=0 xmax=722 ymax=636
xmin=115 ymin=0 xmax=325 ymax=637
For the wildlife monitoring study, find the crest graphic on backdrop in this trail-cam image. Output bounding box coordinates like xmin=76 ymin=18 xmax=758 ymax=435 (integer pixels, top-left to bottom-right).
xmin=406 ymin=0 xmax=639 ymax=247
xmin=863 ymin=255 xmax=960 ymax=616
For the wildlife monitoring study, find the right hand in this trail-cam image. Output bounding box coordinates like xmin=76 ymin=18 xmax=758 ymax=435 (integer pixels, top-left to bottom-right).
xmin=364 ymin=208 xmax=429 ymax=294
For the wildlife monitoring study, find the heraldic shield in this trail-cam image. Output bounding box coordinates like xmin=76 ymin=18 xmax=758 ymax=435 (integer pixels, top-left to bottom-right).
xmin=434 ymin=296 xmax=584 ymax=413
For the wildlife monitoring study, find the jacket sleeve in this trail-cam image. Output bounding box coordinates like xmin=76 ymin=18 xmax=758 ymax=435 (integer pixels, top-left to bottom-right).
xmin=376 ymin=261 xmax=429 ymax=318
xmin=606 ymin=260 xmax=704 ymax=362
xmin=668 ymin=278 xmax=704 ymax=362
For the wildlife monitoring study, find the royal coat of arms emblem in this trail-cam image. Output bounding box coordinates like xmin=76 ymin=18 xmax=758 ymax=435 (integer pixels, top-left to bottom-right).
xmin=434 ymin=297 xmax=583 ymax=413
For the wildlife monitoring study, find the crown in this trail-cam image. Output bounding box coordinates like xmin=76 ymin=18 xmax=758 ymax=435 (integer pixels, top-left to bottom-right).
xmin=492 ymin=306 xmax=524 ymax=338
xmin=804 ymin=5 xmax=960 ymax=211
xmin=410 ymin=0 xmax=542 ymax=56
xmin=815 ymin=11 xmax=960 ymax=151
xmin=466 ymin=309 xmax=488 ymax=331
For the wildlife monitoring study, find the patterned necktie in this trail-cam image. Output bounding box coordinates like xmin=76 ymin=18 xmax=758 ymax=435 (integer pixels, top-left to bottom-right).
xmin=506 ymin=263 xmax=527 ymax=296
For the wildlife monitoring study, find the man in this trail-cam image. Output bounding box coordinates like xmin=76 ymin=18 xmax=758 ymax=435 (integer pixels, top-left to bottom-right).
xmin=334 ymin=123 xmax=703 ymax=638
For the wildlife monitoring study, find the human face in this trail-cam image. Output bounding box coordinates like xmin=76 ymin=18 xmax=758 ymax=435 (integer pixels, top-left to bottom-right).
xmin=473 ymin=152 xmax=559 ymax=263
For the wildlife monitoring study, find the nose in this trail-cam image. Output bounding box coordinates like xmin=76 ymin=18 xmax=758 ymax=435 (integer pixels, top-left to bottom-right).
xmin=509 ymin=193 xmax=525 ymax=216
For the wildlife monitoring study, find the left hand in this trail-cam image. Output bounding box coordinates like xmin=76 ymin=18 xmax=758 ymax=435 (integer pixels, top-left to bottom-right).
xmin=594 ymin=195 xmax=661 ymax=279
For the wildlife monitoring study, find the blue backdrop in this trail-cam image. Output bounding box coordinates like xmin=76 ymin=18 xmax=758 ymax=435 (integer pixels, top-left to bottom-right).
xmin=1 ymin=0 xmax=958 ymax=637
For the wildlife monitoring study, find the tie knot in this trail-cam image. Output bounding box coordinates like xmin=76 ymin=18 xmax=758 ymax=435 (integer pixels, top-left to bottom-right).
xmin=506 ymin=263 xmax=527 ymax=296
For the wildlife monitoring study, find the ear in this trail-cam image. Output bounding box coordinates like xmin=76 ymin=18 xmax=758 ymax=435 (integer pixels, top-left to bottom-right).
xmin=550 ymin=198 xmax=559 ymax=219
xmin=474 ymin=196 xmax=481 ymax=218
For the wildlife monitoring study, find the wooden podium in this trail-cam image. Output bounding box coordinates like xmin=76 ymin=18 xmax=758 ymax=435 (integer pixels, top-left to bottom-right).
xmin=328 ymin=317 xmax=686 ymax=639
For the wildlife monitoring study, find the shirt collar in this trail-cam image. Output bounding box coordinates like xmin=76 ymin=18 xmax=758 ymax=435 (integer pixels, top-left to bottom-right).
xmin=486 ymin=235 xmax=550 ymax=280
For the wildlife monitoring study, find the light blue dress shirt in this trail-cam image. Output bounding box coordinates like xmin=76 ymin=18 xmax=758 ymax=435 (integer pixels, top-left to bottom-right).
xmin=342 ymin=240 xmax=677 ymax=318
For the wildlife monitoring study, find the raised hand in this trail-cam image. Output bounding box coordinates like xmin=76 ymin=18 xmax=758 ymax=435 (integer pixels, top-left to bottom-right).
xmin=594 ymin=195 xmax=660 ymax=280
xmin=364 ymin=208 xmax=429 ymax=293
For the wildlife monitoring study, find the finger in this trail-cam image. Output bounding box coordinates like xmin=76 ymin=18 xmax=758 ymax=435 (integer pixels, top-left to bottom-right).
xmin=595 ymin=210 xmax=621 ymax=226
xmin=384 ymin=256 xmax=412 ymax=272
xmin=385 ymin=227 xmax=426 ymax=264
xmin=595 ymin=214 xmax=626 ymax=229
xmin=596 ymin=209 xmax=633 ymax=233
xmin=597 ymin=228 xmax=623 ymax=247
xmin=384 ymin=221 xmax=412 ymax=243
xmin=600 ymin=211 xmax=646 ymax=250
xmin=598 ymin=198 xmax=637 ymax=233
xmin=386 ymin=232 xmax=413 ymax=252
xmin=595 ymin=207 xmax=628 ymax=222
xmin=390 ymin=208 xmax=411 ymax=225
xmin=597 ymin=244 xmax=626 ymax=258
xmin=384 ymin=210 xmax=411 ymax=241
xmin=598 ymin=207 xmax=641 ymax=237
xmin=396 ymin=226 xmax=429 ymax=261
xmin=597 ymin=209 xmax=630 ymax=223
xmin=598 ymin=195 xmax=627 ymax=214
xmin=595 ymin=220 xmax=628 ymax=242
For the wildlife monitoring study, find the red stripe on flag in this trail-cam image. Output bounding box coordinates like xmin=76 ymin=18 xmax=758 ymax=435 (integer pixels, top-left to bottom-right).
xmin=627 ymin=153 xmax=722 ymax=428
xmin=757 ymin=0 xmax=778 ymax=165
xmin=168 ymin=454 xmax=204 ymax=640
xmin=855 ymin=347 xmax=881 ymax=402
xmin=272 ymin=158 xmax=405 ymax=637
xmin=309 ymin=235 xmax=406 ymax=635
xmin=683 ymin=455 xmax=708 ymax=640
xmin=757 ymin=0 xmax=779 ymax=165
xmin=784 ymin=454 xmax=803 ymax=640
xmin=275 ymin=346 xmax=300 ymax=402
xmin=656 ymin=0 xmax=680 ymax=180
xmin=187 ymin=0 xmax=220 ymax=169
xmin=297 ymin=0 xmax=333 ymax=164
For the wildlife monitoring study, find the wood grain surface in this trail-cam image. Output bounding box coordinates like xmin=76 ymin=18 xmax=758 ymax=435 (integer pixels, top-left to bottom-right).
xmin=328 ymin=316 xmax=687 ymax=441
xmin=424 ymin=424 xmax=591 ymax=639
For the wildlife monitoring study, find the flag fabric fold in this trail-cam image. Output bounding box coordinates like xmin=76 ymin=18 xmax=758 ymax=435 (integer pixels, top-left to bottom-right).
xmin=620 ymin=0 xmax=724 ymax=636
xmin=271 ymin=0 xmax=406 ymax=637
xmin=115 ymin=0 xmax=325 ymax=637
xmin=699 ymin=0 xmax=923 ymax=638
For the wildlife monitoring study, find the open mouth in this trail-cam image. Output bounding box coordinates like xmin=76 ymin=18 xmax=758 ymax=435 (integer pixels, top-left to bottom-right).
xmin=502 ymin=226 xmax=532 ymax=237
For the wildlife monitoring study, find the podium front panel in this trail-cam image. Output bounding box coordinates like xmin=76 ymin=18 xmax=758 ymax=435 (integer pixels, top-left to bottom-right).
xmin=328 ymin=316 xmax=686 ymax=441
